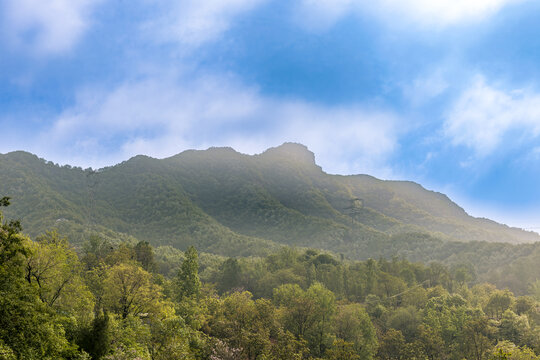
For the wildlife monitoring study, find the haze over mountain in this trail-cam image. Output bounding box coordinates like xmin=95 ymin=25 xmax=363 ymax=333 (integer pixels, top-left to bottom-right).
xmin=1 ymin=143 xmax=537 ymax=260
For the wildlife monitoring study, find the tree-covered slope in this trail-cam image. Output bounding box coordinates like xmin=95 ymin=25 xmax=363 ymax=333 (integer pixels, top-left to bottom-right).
xmin=1 ymin=143 xmax=538 ymax=259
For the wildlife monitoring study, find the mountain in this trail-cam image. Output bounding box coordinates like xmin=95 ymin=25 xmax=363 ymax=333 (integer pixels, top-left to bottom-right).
xmin=1 ymin=143 xmax=538 ymax=260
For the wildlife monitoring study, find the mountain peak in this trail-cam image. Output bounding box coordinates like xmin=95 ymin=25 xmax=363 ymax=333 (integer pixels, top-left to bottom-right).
xmin=260 ymin=142 xmax=317 ymax=166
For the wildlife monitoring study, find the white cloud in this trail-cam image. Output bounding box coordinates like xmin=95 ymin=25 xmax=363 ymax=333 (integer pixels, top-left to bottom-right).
xmin=143 ymin=0 xmax=267 ymax=47
xmin=34 ymin=73 xmax=400 ymax=176
xmin=1 ymin=0 xmax=104 ymax=54
xmin=403 ymin=69 xmax=449 ymax=107
xmin=444 ymin=76 xmax=540 ymax=156
xmin=297 ymin=0 xmax=525 ymax=30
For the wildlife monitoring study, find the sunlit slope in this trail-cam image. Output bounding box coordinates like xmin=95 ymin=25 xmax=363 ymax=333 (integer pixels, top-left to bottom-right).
xmin=161 ymin=143 xmax=537 ymax=244
xmin=1 ymin=143 xmax=537 ymax=258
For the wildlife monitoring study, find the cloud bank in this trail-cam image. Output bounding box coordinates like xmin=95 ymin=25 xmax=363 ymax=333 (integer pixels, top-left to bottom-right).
xmin=36 ymin=73 xmax=399 ymax=176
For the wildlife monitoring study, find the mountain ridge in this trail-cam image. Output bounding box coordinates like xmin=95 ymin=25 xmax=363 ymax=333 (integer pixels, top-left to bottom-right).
xmin=1 ymin=143 xmax=538 ymax=260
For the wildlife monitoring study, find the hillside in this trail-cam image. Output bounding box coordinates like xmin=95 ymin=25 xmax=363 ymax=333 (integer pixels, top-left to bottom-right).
xmin=1 ymin=143 xmax=538 ymax=261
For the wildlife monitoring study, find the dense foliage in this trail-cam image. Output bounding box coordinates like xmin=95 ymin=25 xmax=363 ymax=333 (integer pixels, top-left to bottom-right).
xmin=3 ymin=198 xmax=540 ymax=360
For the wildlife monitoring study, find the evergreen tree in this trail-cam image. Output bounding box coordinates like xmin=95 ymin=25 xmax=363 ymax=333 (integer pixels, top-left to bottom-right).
xmin=176 ymin=246 xmax=201 ymax=300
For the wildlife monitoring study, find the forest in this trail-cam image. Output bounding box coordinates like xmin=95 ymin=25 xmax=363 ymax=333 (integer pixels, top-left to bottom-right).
xmin=2 ymin=196 xmax=540 ymax=360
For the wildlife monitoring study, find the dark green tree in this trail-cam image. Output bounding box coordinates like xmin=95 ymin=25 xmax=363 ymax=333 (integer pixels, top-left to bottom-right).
xmin=218 ymin=258 xmax=241 ymax=293
xmin=78 ymin=312 xmax=110 ymax=359
xmin=134 ymin=240 xmax=156 ymax=272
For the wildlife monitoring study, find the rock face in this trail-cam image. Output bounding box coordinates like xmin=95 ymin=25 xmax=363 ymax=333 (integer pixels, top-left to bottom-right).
xmin=1 ymin=143 xmax=538 ymax=259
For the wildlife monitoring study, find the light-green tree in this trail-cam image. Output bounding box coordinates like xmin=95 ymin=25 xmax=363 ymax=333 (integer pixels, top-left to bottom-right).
xmin=325 ymin=339 xmax=360 ymax=360
xmin=103 ymin=263 xmax=167 ymax=319
xmin=491 ymin=341 xmax=539 ymax=360
xmin=25 ymin=231 xmax=94 ymax=317
xmin=334 ymin=304 xmax=377 ymax=359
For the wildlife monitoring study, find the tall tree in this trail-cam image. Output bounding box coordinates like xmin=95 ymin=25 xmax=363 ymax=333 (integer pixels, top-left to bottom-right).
xmin=176 ymin=246 xmax=201 ymax=300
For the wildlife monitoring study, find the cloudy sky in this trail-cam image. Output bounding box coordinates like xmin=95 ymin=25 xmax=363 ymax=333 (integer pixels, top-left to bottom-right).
xmin=2 ymin=0 xmax=540 ymax=229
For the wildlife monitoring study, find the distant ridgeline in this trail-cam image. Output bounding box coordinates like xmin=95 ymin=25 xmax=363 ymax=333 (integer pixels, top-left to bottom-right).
xmin=1 ymin=143 xmax=540 ymax=287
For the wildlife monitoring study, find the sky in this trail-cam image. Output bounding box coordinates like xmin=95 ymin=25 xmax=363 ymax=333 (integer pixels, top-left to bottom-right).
xmin=2 ymin=0 xmax=540 ymax=229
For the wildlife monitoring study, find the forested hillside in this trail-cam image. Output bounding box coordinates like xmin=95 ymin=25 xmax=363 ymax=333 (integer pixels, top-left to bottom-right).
xmin=3 ymin=144 xmax=540 ymax=293
xmin=3 ymin=197 xmax=540 ymax=360
xmin=2 ymin=144 xmax=540 ymax=287
xmin=1 ymin=144 xmax=537 ymax=252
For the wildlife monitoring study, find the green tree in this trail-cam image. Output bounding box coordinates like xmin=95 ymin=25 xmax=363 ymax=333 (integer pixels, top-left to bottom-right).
xmin=462 ymin=314 xmax=494 ymax=360
xmin=147 ymin=316 xmax=194 ymax=360
xmin=81 ymin=235 xmax=113 ymax=270
xmin=387 ymin=306 xmax=420 ymax=342
xmin=491 ymin=341 xmax=539 ymax=360
xmin=515 ymin=296 xmax=536 ymax=316
xmin=134 ymin=241 xmax=156 ymax=272
xmin=77 ymin=312 xmax=111 ymax=359
xmin=334 ymin=304 xmax=377 ymax=359
xmin=25 ymin=231 xmax=93 ymax=315
xmin=528 ymin=280 xmax=540 ymax=302
xmin=417 ymin=324 xmax=444 ymax=360
xmin=422 ymin=294 xmax=469 ymax=357
xmin=269 ymin=330 xmax=307 ymax=360
xmin=273 ymin=282 xmax=336 ymax=357
xmin=377 ymin=329 xmax=406 ymax=360
xmin=499 ymin=310 xmax=531 ymax=348
xmin=325 ymin=339 xmax=360 ymax=360
xmin=0 ymin=197 xmax=75 ymax=359
xmin=176 ymin=246 xmax=201 ymax=300
xmin=0 ymin=197 xmax=27 ymax=272
xmin=486 ymin=290 xmax=515 ymax=320
xmin=209 ymin=291 xmax=275 ymax=360
xmin=103 ymin=263 xmax=166 ymax=319
xmin=306 ymin=282 xmax=336 ymax=357
xmin=218 ymin=258 xmax=242 ymax=293
xmin=273 ymin=284 xmax=313 ymax=338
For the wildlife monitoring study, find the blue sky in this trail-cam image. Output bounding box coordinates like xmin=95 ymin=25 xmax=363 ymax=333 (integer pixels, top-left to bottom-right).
xmin=2 ymin=0 xmax=540 ymax=229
